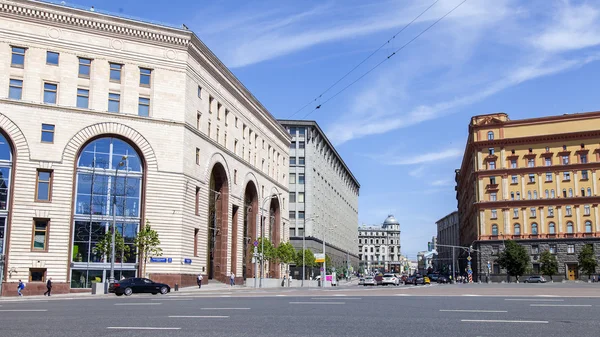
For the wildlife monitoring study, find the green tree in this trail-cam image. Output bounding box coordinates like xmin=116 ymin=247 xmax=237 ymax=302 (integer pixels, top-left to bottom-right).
xmin=539 ymin=250 xmax=558 ymax=281
xmin=295 ymin=249 xmax=316 ymax=268
xmin=257 ymin=237 xmax=275 ymax=262
xmin=578 ymin=244 xmax=598 ymax=280
xmin=325 ymin=254 xmax=333 ymax=273
xmin=93 ymin=229 xmax=130 ymax=263
xmin=134 ymin=220 xmax=162 ymax=278
xmin=496 ymin=240 xmax=529 ymax=282
xmin=276 ymin=242 xmax=296 ymax=265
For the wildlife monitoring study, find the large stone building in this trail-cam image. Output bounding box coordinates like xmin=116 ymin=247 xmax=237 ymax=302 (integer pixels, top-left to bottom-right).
xmin=358 ymin=215 xmax=402 ymax=273
xmin=456 ymin=112 xmax=600 ymax=282
xmin=278 ymin=120 xmax=360 ymax=269
xmin=0 ymin=0 xmax=290 ymax=296
xmin=435 ymin=211 xmax=459 ymax=272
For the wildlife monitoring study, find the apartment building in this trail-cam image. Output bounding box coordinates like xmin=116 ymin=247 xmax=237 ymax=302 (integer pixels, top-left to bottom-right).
xmin=358 ymin=215 xmax=401 ymax=273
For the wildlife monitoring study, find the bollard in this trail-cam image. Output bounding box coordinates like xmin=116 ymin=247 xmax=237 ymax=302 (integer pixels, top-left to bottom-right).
xmin=174 ymin=283 xmax=179 ymax=291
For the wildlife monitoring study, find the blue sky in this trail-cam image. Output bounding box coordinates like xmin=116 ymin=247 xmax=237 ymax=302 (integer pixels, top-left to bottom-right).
xmin=68 ymin=0 xmax=600 ymax=258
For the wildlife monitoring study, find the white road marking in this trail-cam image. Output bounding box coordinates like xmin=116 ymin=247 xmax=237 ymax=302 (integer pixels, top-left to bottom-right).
xmin=220 ymin=295 xmax=231 ymax=297
xmin=530 ymin=304 xmax=592 ymax=307
xmin=0 ymin=300 xmax=48 ymax=303
xmin=169 ymin=316 xmax=229 ymax=318
xmin=151 ymin=298 xmax=192 ymax=301
xmin=275 ymin=295 xmax=286 ymax=297
xmin=0 ymin=309 xmax=48 ymax=312
xmin=289 ymin=302 xmax=345 ymax=305
xmin=504 ymin=299 xmax=564 ymax=302
xmin=462 ymin=319 xmax=548 ymax=324
xmin=114 ymin=303 xmax=161 ymax=306
xmin=200 ymin=308 xmax=250 ymax=310
xmin=440 ymin=310 xmax=507 ymax=313
xmin=107 ymin=327 xmax=181 ymax=330
xmin=311 ymin=298 xmax=362 ymax=300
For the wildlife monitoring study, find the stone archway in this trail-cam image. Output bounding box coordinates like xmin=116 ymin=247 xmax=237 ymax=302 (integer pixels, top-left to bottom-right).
xmin=207 ymin=163 xmax=229 ymax=282
xmin=242 ymin=181 xmax=258 ymax=280
xmin=268 ymin=196 xmax=281 ymax=279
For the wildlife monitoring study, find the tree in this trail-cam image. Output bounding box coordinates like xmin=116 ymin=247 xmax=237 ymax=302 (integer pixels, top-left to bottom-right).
xmin=276 ymin=241 xmax=296 ymax=265
xmin=325 ymin=254 xmax=333 ymax=273
xmin=295 ymin=249 xmax=316 ymax=268
xmin=539 ymin=250 xmax=558 ymax=281
xmin=578 ymin=244 xmax=598 ymax=280
xmin=93 ymin=229 xmax=130 ymax=262
xmin=134 ymin=220 xmax=162 ymax=278
xmin=496 ymin=240 xmax=529 ymax=281
xmin=257 ymin=237 xmax=275 ymax=261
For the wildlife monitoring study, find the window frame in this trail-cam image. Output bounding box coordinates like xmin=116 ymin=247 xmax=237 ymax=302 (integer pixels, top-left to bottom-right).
xmin=548 ymin=222 xmax=556 ymax=234
xmin=76 ymin=88 xmax=90 ymax=109
xmin=30 ymin=219 xmax=50 ymax=252
xmin=585 ymin=221 xmax=592 ymax=233
xmin=11 ymin=46 xmax=26 ymax=68
xmin=46 ymin=51 xmax=59 ymax=66
xmin=108 ymin=93 xmax=121 ymax=113
xmin=29 ymin=268 xmax=46 ymax=282
xmin=41 ymin=124 xmax=55 ymax=143
xmin=109 ymin=63 xmax=123 ymax=82
xmin=138 ymin=97 xmax=150 ymax=117
xmin=513 ymin=223 xmax=521 ymax=235
xmin=9 ymin=78 xmax=23 ymax=100
xmin=567 ymin=244 xmax=575 ymax=254
xmin=139 ymin=68 xmax=152 ymax=87
xmin=487 ymin=131 xmax=494 ymax=140
xmin=35 ymin=169 xmax=53 ymax=202
xmin=78 ymin=57 xmax=92 ymax=78
xmin=43 ymin=82 xmax=58 ymax=104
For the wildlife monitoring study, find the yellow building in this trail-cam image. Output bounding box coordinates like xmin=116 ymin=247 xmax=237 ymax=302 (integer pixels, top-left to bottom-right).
xmin=456 ymin=112 xmax=600 ymax=282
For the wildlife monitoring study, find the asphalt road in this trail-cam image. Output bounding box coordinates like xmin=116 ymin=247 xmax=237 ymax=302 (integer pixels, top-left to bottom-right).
xmin=1 ymin=289 xmax=599 ymax=337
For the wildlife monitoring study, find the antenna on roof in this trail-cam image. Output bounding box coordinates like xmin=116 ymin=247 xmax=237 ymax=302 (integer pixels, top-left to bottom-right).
xmin=182 ymin=24 xmax=189 ymax=30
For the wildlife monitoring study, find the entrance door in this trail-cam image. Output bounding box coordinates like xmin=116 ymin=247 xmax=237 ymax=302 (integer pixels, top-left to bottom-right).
xmin=567 ymin=264 xmax=578 ymax=280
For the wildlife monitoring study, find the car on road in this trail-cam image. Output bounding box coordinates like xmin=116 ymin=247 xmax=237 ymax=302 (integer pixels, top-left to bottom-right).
xmin=382 ymin=273 xmax=400 ymax=286
xmin=109 ymin=277 xmax=171 ymax=296
xmin=523 ymin=276 xmax=547 ymax=283
xmin=405 ymin=275 xmax=415 ymax=285
xmin=411 ymin=274 xmax=431 ymax=285
xmin=437 ymin=275 xmax=450 ymax=284
xmin=358 ymin=277 xmax=365 ymax=285
xmin=428 ymin=274 xmax=440 ymax=282
xmin=363 ymin=276 xmax=377 ymax=286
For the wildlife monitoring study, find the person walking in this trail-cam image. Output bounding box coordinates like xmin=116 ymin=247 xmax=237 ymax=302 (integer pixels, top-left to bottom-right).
xmin=44 ymin=278 xmax=52 ymax=296
xmin=197 ymin=273 xmax=203 ymax=289
xmin=17 ymin=280 xmax=24 ymax=297
xmin=230 ymin=272 xmax=235 ymax=286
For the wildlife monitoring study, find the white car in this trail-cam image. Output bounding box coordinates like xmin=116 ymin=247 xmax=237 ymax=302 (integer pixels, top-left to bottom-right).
xmin=363 ymin=276 xmax=377 ymax=286
xmin=382 ymin=273 xmax=400 ymax=286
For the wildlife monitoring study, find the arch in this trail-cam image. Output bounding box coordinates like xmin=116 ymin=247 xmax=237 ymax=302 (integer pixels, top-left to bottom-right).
xmin=513 ymin=223 xmax=521 ymax=236
xmin=551 ymin=189 xmax=555 ymax=198
xmin=531 ymin=223 xmax=538 ymax=235
xmin=62 ymin=122 xmax=158 ymax=172
xmin=545 ymin=189 xmax=549 ymax=198
xmin=207 ymin=162 xmax=229 ymax=282
xmin=585 ymin=221 xmax=592 ymax=233
xmin=548 ymin=222 xmax=556 ymax=234
xmin=0 ymin=113 xmax=30 ymax=159
xmin=587 ymin=187 xmax=592 ymax=197
xmin=268 ymin=193 xmax=282 ymax=278
xmin=491 ymin=224 xmax=498 ymax=236
xmin=0 ymin=130 xmax=14 ymax=261
xmin=567 ymin=221 xmax=574 ymax=234
xmin=242 ymin=180 xmax=259 ymax=280
xmin=203 ymin=152 xmax=231 ymax=185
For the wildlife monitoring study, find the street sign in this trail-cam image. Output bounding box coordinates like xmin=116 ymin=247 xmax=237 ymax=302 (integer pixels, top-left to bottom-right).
xmin=467 ymin=256 xmax=472 ymax=261
xmin=150 ymin=257 xmax=168 ymax=263
xmin=253 ymin=240 xmax=258 ymax=247
xmin=320 ymin=267 xmax=324 ymax=272
xmin=183 ymin=258 xmax=192 ymax=264
xmin=315 ymin=253 xmax=325 ymax=263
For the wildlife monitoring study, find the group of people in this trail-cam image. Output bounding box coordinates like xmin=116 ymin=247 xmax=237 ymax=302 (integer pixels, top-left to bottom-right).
xmin=16 ymin=278 xmax=52 ymax=297
xmin=196 ymin=272 xmax=236 ymax=288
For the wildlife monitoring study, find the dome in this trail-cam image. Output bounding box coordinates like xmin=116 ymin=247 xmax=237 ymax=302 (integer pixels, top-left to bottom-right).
xmin=383 ymin=214 xmax=399 ymax=227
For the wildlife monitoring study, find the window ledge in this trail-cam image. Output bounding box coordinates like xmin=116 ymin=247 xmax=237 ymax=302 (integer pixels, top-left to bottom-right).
xmin=11 ymin=64 xmax=24 ymax=69
xmin=78 ymin=75 xmax=90 ymax=79
xmin=510 ymin=183 xmax=519 ymax=185
xmin=580 ymin=178 xmax=589 ymax=181
xmin=527 ymin=182 xmax=536 ymax=184
xmin=563 ymin=179 xmax=571 ymax=182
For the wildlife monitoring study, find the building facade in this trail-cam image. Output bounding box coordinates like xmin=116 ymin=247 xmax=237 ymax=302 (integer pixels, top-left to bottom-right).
xmin=278 ymin=120 xmax=360 ymax=269
xmin=0 ymin=0 xmax=290 ymax=296
xmin=435 ymin=211 xmax=459 ymax=272
xmin=456 ymin=112 xmax=600 ymax=282
xmin=358 ymin=215 xmax=402 ymax=273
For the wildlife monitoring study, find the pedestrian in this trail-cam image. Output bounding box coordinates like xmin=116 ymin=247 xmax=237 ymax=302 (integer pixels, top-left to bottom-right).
xmin=197 ymin=273 xmax=203 ymax=289
xmin=17 ymin=279 xmax=24 ymax=296
xmin=230 ymin=272 xmax=235 ymax=286
xmin=44 ymin=277 xmax=52 ymax=296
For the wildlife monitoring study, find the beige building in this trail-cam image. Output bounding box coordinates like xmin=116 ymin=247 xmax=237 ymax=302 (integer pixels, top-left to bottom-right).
xmin=0 ymin=0 xmax=290 ymax=296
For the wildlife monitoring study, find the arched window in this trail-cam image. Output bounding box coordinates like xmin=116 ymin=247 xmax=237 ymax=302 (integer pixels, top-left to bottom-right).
xmin=581 ymin=188 xmax=585 ymax=197
xmin=0 ymin=132 xmax=13 ymax=256
xmin=585 ymin=221 xmax=592 ymax=233
xmin=527 ymin=191 xmax=532 ymax=200
xmin=569 ymin=188 xmax=573 ymax=197
xmin=491 ymin=224 xmax=498 ymax=236
xmin=551 ymin=189 xmax=555 ymax=198
xmin=516 ymin=192 xmax=521 ymax=200
xmin=567 ymin=222 xmax=574 ymax=234
xmin=587 ymin=188 xmax=592 ymax=197
xmin=71 ymin=137 xmax=143 ymax=288
xmin=531 ymin=223 xmax=538 ymax=235
xmin=488 ymin=131 xmax=494 ymax=140
xmin=563 ymin=189 xmax=567 ymax=198
xmin=549 ymin=222 xmax=556 ymax=234
xmin=533 ymin=191 xmax=538 ymax=199
xmin=545 ymin=189 xmax=549 ymax=198
xmin=510 ymin=192 xmax=515 ymax=200
xmin=514 ymin=223 xmax=521 ymax=235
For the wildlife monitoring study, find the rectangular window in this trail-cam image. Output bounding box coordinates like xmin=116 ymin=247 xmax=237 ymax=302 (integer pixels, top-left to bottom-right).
xmin=289 ymin=192 xmax=296 ymax=203
xmin=194 ymin=228 xmax=199 ymax=257
xmin=225 ymin=110 xmax=229 ymax=125
xmin=76 ymin=88 xmax=89 ymax=109
xmin=195 ymin=187 xmax=200 ymax=216
xmin=46 ymin=51 xmax=59 ymax=65
xmin=298 ymin=174 xmax=305 ymax=184
xmin=108 ymin=93 xmax=120 ymax=113
xmin=289 ymin=127 xmax=296 ymax=136
xmin=566 ymin=206 xmax=572 ymax=216
xmin=138 ymin=97 xmax=150 ymax=117
xmin=9 ymin=79 xmax=23 ymax=100
xmin=493 ymin=264 xmax=500 ymax=274
xmin=584 ymin=205 xmax=591 ymax=216
xmin=530 ymin=207 xmax=536 ymax=217
xmin=510 ymin=159 xmax=517 ymax=168
xmin=290 ymin=157 xmax=296 ymax=166
xmin=492 ymin=245 xmax=499 ymax=255
xmin=298 ymin=192 xmax=305 ymax=203
xmin=78 ymin=58 xmax=91 ymax=78
xmin=43 ymin=82 xmax=57 ymax=104
xmin=31 ymin=219 xmax=49 ymax=251
xmin=581 ymin=170 xmax=589 ymax=180
xmin=563 ymin=172 xmax=571 ymax=181
xmin=490 ymin=192 xmax=497 ymax=201
xmin=298 ymin=211 xmax=305 ymax=219
xmin=41 ymin=124 xmax=55 ymax=143
xmin=511 ymin=175 xmax=518 ymax=184
xmin=489 ymin=176 xmax=496 ymax=185
xmin=11 ymin=47 xmax=26 ymax=67
xmin=562 ymin=155 xmax=569 ymax=165
xmin=299 ymin=141 xmax=305 ymax=149
xmin=290 ymin=141 xmax=296 ymax=150
xmin=528 ymin=174 xmax=535 ymax=183
xmin=140 ymin=68 xmax=151 ymax=87
xmin=299 ymin=157 xmax=305 ymax=165
xmin=513 ymin=208 xmax=519 ymax=218
xmin=567 ymin=244 xmax=575 ymax=254
xmin=209 ymin=96 xmax=214 ymax=113
xmin=217 ymin=103 xmax=222 ymax=119
xmin=234 ymin=169 xmax=237 ymax=184
xmin=548 ymin=207 xmax=554 ymax=217
xmin=549 ymin=244 xmax=557 ymax=254
xmin=35 ymin=170 xmax=52 ymax=201
xmin=532 ymin=245 xmax=539 ymax=254
xmin=29 ymin=268 xmax=46 ymax=282
xmin=196 ymin=148 xmax=200 ymax=165
xmin=545 ymin=172 xmax=553 ymax=182
xmin=528 ymin=158 xmax=535 ymax=167
xmin=488 ymin=148 xmax=495 ymax=155
xmin=197 ymin=86 xmax=202 ymax=98
xmin=289 ymin=173 xmax=296 ymax=184
xmin=489 ymin=161 xmax=496 ymax=169
xmin=545 ymin=158 xmax=552 ymax=166
xmin=491 ymin=209 xmax=497 ymax=219
xmin=289 ymin=211 xmax=296 ymax=220
xmin=197 ymin=112 xmax=201 ymax=130
xmin=109 ymin=63 xmax=122 ymax=82
xmin=299 ymin=128 xmax=306 ymax=137
xmin=581 ymin=154 xmax=588 ymax=163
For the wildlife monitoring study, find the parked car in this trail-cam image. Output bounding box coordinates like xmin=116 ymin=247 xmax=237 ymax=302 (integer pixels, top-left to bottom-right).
xmin=109 ymin=277 xmax=170 ymax=296
xmin=428 ymin=274 xmax=440 ymax=282
xmin=423 ymin=276 xmax=431 ymax=285
xmin=363 ymin=276 xmax=377 ymax=286
xmin=523 ymin=276 xmax=547 ymax=283
xmin=437 ymin=275 xmax=450 ymax=284
xmin=412 ymin=274 xmax=430 ymax=285
xmin=358 ymin=277 xmax=365 ymax=285
xmin=405 ymin=275 xmax=416 ymax=285
xmin=382 ymin=273 xmax=400 ymax=286
xmin=400 ymin=275 xmax=409 ymax=283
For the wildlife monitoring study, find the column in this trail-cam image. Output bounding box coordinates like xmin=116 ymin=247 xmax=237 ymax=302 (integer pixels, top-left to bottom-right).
xmin=594 ymin=204 xmax=599 ymax=232
xmin=500 ymin=148 xmax=506 ymax=169
xmin=502 ymin=175 xmax=508 ymax=200
xmin=522 ymin=208 xmax=528 ymax=234
xmin=477 ymin=152 xmax=483 ymax=171
xmin=480 ymin=210 xmax=486 ymax=235
xmin=575 ymin=205 xmax=581 ymax=233
xmin=539 ymin=207 xmax=545 ymax=234
xmin=538 ymin=173 xmax=543 ymax=198
xmin=556 ymin=171 xmax=561 ymax=194
xmin=593 ymin=170 xmax=598 ymax=196
xmin=557 ymin=206 xmax=563 ymax=233
xmin=478 ymin=179 xmax=484 ymax=200
xmin=574 ymin=171 xmax=579 ymax=191
xmin=520 ymin=175 xmax=525 ymax=197
xmin=503 ymin=209 xmax=510 ymax=234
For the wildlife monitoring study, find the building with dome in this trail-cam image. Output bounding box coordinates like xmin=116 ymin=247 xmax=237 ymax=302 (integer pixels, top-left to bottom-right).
xmin=358 ymin=215 xmax=402 ymax=273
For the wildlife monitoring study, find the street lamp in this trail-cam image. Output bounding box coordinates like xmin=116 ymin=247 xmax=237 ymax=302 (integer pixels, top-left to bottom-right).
xmin=109 ymin=156 xmax=127 ymax=284
xmin=301 ymin=216 xmax=318 ymax=287
xmin=322 ymin=225 xmax=337 ymax=288
xmin=259 ymin=193 xmax=281 ymax=288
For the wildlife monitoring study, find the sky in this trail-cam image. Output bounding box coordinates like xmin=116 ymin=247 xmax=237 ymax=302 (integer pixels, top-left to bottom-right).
xmin=63 ymin=0 xmax=600 ymax=258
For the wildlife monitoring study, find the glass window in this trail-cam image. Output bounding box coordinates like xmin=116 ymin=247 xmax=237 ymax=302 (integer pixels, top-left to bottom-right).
xmin=108 ymin=93 xmax=120 ymax=113
xmin=530 ymin=207 xmax=536 ymax=217
xmin=528 ymin=158 xmax=535 ymax=167
xmin=545 ymin=157 xmax=552 ymax=166
xmin=584 ymin=205 xmax=591 ymax=215
xmin=290 ymin=141 xmax=296 ymax=150
xmin=299 ymin=141 xmax=305 ymax=149
xmin=532 ymin=245 xmax=539 ymax=254
xmin=77 ymin=88 xmax=89 ymax=109
xmin=549 ymin=244 xmax=557 ymax=254
xmin=29 ymin=268 xmax=46 ymax=282
xmin=581 ymin=154 xmax=588 ymax=163
xmin=488 ymin=148 xmax=494 ymax=155
xmin=513 ymin=208 xmax=519 ymax=218
xmin=491 ymin=209 xmax=497 ymax=219
xmin=562 ymin=155 xmax=569 ymax=165
xmin=551 ymin=189 xmax=555 ymax=198
xmin=531 ymin=223 xmax=538 ymax=235
xmin=289 ymin=157 xmax=296 ymax=166
xmin=289 ymin=192 xmax=296 ymax=203
xmin=36 ymin=170 xmax=52 ymax=201
xmin=299 ymin=128 xmax=306 ymax=136
xmin=587 ymin=188 xmax=592 ymax=197
xmin=138 ymin=97 xmax=150 ymax=117
xmin=581 ymin=170 xmax=589 ymax=180
xmin=110 ymin=63 xmax=122 ymax=82
xmin=567 ymin=244 xmax=575 ymax=254
xmin=569 ymin=188 xmax=573 ymax=197
xmin=545 ymin=189 xmax=549 ymax=198
xmin=548 ymin=206 xmax=554 ymax=217
xmin=534 ymin=191 xmax=538 ymax=199
xmin=11 ymin=47 xmax=26 ymax=67
xmin=510 ymin=160 xmax=517 ymax=168
xmin=298 ymin=192 xmax=305 ymax=203
xmin=197 ymin=86 xmax=202 ymax=98
xmin=46 ymin=51 xmax=59 ymax=65
xmin=567 ymin=222 xmax=574 ymax=233
xmin=528 ymin=191 xmax=532 ymax=200
xmin=489 ymin=161 xmax=496 ymax=169
xmin=549 ymin=222 xmax=556 ymax=234
xmin=298 ymin=211 xmax=305 ymax=219
xmin=289 ymin=211 xmax=295 ymax=220
xmin=585 ymin=221 xmax=592 ymax=233
xmin=516 ymin=192 xmax=520 ymax=200
xmin=289 ymin=173 xmax=295 ymax=184
xmin=32 ymin=219 xmax=49 ymax=250
xmin=514 ymin=224 xmax=521 ymax=235
xmin=487 ymin=131 xmax=494 ymax=140
xmin=511 ymin=175 xmax=518 ymax=184
xmin=140 ymin=68 xmax=151 ymax=87
xmin=9 ymin=79 xmax=23 ymax=100
xmin=43 ymin=83 xmax=57 ymax=104
xmin=546 ymin=172 xmax=552 ymax=182
xmin=492 ymin=224 xmax=498 ymax=235
xmin=299 ymin=157 xmax=305 ymax=165
xmin=490 ymin=177 xmax=496 ymax=185
xmin=510 ymin=192 xmax=515 ymax=200
xmin=298 ymin=174 xmax=305 ymax=184
xmin=41 ymin=124 xmax=55 ymax=143
xmin=528 ymin=174 xmax=535 ymax=183
xmin=490 ymin=192 xmax=497 ymax=201
xmin=78 ymin=58 xmax=91 ymax=78
xmin=563 ymin=172 xmax=570 ymax=180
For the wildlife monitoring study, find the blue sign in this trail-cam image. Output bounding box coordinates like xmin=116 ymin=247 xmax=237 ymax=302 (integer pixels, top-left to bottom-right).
xmin=168 ymin=258 xmax=173 ymax=263
xmin=467 ymin=270 xmax=473 ymax=275
xmin=253 ymin=240 xmax=258 ymax=247
xmin=184 ymin=258 xmax=192 ymax=264
xmin=150 ymin=257 xmax=167 ymax=263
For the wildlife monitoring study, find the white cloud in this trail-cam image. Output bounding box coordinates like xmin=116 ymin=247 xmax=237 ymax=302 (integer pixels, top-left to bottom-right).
xmin=430 ymin=179 xmax=452 ymax=187
xmin=387 ymin=148 xmax=462 ymax=166
xmin=408 ymin=166 xmax=426 ymax=178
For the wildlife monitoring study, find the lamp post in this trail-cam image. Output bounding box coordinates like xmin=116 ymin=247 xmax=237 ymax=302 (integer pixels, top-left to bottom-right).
xmin=322 ymin=225 xmax=337 ymax=288
xmin=301 ymin=216 xmax=318 ymax=287
xmin=259 ymin=193 xmax=281 ymax=288
xmin=109 ymin=156 xmax=127 ymax=284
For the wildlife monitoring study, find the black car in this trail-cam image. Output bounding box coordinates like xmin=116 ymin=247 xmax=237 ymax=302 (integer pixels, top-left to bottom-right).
xmin=437 ymin=275 xmax=450 ymax=284
xmin=109 ymin=278 xmax=171 ymax=296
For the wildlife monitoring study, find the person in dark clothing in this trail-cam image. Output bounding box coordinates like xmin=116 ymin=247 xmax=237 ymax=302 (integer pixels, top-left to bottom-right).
xmin=44 ymin=278 xmax=52 ymax=296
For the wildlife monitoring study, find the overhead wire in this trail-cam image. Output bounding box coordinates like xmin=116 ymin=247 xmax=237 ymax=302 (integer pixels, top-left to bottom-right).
xmin=302 ymin=0 xmax=468 ymax=119
xmin=287 ymin=0 xmax=441 ymax=119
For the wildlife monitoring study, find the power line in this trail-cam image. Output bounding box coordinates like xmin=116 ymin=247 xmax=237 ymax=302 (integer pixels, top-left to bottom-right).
xmin=288 ymin=0 xmax=440 ymax=119
xmin=302 ymin=0 xmax=468 ymax=119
